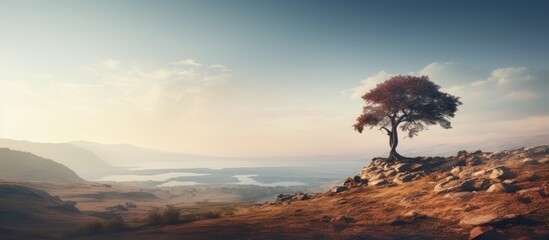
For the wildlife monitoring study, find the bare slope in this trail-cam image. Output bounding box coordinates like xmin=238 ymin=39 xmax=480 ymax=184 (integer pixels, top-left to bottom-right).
xmin=0 ymin=148 xmax=85 ymax=183
xmin=0 ymin=183 xmax=97 ymax=239
xmin=0 ymin=139 xmax=118 ymax=180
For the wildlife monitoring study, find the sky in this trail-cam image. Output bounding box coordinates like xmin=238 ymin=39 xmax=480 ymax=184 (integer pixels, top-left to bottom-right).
xmin=0 ymin=0 xmax=548 ymax=157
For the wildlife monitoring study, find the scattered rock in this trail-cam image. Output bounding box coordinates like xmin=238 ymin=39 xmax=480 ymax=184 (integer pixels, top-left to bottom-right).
xmin=370 ymin=172 xmax=387 ymax=181
xmin=445 ymin=175 xmax=459 ymax=181
xmin=434 ymin=178 xmax=473 ymax=194
xmin=408 ymin=163 xmax=424 ymax=172
xmin=523 ymin=145 xmax=549 ymax=157
xmin=428 ymin=158 xmax=462 ymax=171
xmin=332 ymin=186 xmax=348 ymax=193
xmin=488 ymin=151 xmax=511 ymax=160
xmin=503 ymin=179 xmax=518 ymax=184
xmin=330 ymin=216 xmax=354 ymax=223
xmin=451 ymin=166 xmax=462 ymax=176
xmin=471 ymin=170 xmax=488 ymax=177
xmin=486 ymin=183 xmax=517 ymax=193
xmin=467 ymin=156 xmax=483 ymax=166
xmin=472 ymin=150 xmax=482 ymax=155
xmin=460 ymin=214 xmax=525 ymax=226
xmin=393 ymin=163 xmax=411 ymax=173
xmin=386 ymin=219 xmax=408 ymax=226
xmin=393 ymin=173 xmax=416 ymax=184
xmin=460 ymin=214 xmax=500 ymax=226
xmin=489 ymin=167 xmax=512 ymax=180
xmin=457 ymin=150 xmax=468 ymax=157
xmin=403 ymin=211 xmax=427 ymax=219
xmin=274 ymin=194 xmax=293 ymax=203
xmin=468 ymin=226 xmax=504 ymax=240
xmin=470 ymin=178 xmax=491 ymax=191
xmin=522 ymin=158 xmax=539 ymax=165
xmin=385 ymin=169 xmax=397 ymax=177
xmin=294 ymin=193 xmax=310 ymax=200
xmin=459 ymin=168 xmax=476 ymax=179
xmin=370 ymin=179 xmax=388 ymax=186
xmin=445 ymin=192 xmax=474 ymax=201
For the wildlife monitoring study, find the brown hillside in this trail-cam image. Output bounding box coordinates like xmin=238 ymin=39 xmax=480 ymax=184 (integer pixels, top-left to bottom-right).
xmin=75 ymin=146 xmax=549 ymax=240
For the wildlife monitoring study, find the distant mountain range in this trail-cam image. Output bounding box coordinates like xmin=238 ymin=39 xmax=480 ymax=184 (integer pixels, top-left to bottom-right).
xmin=0 ymin=148 xmax=84 ymax=183
xmin=0 ymin=134 xmax=546 ymax=183
xmin=398 ymin=134 xmax=549 ymax=157
xmin=0 ymin=139 xmax=118 ymax=180
xmin=69 ymin=141 xmax=227 ymax=167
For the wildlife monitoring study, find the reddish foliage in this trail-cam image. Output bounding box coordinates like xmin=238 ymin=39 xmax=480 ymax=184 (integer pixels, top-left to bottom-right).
xmin=354 ymin=75 xmax=461 ymax=155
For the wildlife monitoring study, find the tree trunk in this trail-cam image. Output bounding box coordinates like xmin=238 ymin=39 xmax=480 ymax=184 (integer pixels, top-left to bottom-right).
xmin=388 ymin=121 xmax=403 ymax=161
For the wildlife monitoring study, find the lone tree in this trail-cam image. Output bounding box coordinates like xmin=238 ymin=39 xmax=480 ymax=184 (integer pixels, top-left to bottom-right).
xmin=353 ymin=75 xmax=462 ymax=161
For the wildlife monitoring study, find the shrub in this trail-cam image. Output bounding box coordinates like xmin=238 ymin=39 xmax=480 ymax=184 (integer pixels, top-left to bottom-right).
xmin=161 ymin=205 xmax=181 ymax=224
xmin=220 ymin=207 xmax=237 ymax=216
xmin=146 ymin=205 xmax=181 ymax=225
xmin=102 ymin=217 xmax=126 ymax=231
xmin=146 ymin=208 xmax=163 ymax=225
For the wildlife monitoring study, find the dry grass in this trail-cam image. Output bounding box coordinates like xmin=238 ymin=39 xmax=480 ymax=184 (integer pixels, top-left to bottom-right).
xmin=69 ymin=217 xmax=126 ymax=236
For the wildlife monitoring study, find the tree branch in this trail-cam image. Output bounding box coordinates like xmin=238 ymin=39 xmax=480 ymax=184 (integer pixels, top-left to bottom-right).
xmin=379 ymin=127 xmax=391 ymax=135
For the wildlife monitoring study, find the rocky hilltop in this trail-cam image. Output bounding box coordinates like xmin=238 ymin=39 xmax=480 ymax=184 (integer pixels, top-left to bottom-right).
xmin=349 ymin=146 xmax=548 ymax=193
xmin=267 ymin=146 xmax=549 ymax=239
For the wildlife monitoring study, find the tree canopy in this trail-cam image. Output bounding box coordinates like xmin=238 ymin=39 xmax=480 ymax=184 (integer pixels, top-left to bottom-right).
xmin=353 ymin=75 xmax=462 ymax=160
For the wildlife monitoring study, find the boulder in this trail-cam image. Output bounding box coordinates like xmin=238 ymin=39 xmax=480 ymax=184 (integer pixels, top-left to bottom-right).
xmin=486 ymin=183 xmax=517 ymax=193
xmin=522 ymin=158 xmax=539 ymax=165
xmin=489 ymin=167 xmax=511 ymax=180
xmin=330 ymin=216 xmax=354 ymax=223
xmin=461 ymin=214 xmax=526 ymax=226
xmin=370 ymin=179 xmax=388 ymax=186
xmin=522 ymin=145 xmax=549 ymax=157
xmin=470 ymin=178 xmax=491 ymax=191
xmin=393 ymin=163 xmax=411 ymax=173
xmin=459 ymin=168 xmax=476 ymax=179
xmin=434 ymin=178 xmax=474 ymax=194
xmin=403 ymin=211 xmax=427 ymax=219
xmin=332 ymin=186 xmax=348 ymax=193
xmin=294 ymin=193 xmax=310 ymax=201
xmin=386 ymin=219 xmax=409 ymax=226
xmin=467 ymin=156 xmax=483 ymax=166
xmin=445 ymin=175 xmax=459 ymax=181
xmin=275 ymin=194 xmax=294 ymax=202
xmin=385 ymin=169 xmax=397 ymax=177
xmin=451 ymin=166 xmax=462 ymax=176
xmin=471 ymin=170 xmax=488 ymax=177
xmin=370 ymin=172 xmax=387 ymax=181
xmin=468 ymin=226 xmax=504 ymax=240
xmin=444 ymin=192 xmax=474 ymax=201
xmin=503 ymin=179 xmax=518 ymax=184
xmin=488 ymin=150 xmax=510 ymax=160
xmin=430 ymin=158 xmax=462 ymax=171
xmin=408 ymin=163 xmax=424 ymax=172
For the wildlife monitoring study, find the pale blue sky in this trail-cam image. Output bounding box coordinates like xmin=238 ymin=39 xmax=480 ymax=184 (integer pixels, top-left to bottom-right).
xmin=1 ymin=0 xmax=548 ymax=156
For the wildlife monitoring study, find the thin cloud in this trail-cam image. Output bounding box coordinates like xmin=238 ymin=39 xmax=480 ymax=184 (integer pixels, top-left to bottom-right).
xmin=209 ymin=64 xmax=230 ymax=72
xmin=174 ymin=59 xmax=202 ymax=67
xmin=504 ymin=90 xmax=538 ymax=100
xmin=348 ymin=71 xmax=393 ymax=99
xmin=103 ymin=59 xmax=121 ymax=69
